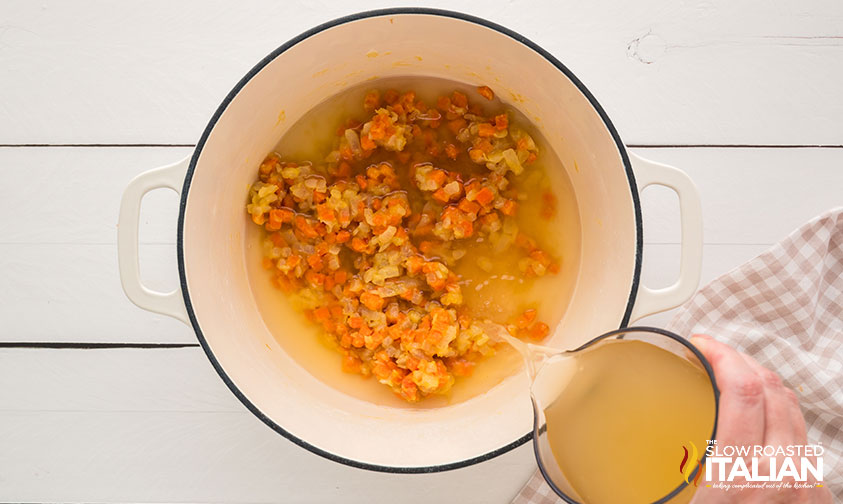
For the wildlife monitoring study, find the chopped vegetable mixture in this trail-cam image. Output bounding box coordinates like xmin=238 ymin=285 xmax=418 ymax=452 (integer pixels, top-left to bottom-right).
xmin=247 ymin=85 xmax=559 ymax=402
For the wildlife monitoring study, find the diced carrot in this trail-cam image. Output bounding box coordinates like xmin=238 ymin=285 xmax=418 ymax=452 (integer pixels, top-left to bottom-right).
xmin=515 ymin=309 xmax=537 ymax=329
xmin=458 ymin=220 xmax=474 ymax=237
xmin=348 ymin=316 xmax=364 ymax=329
xmin=304 ymin=270 xmax=325 ymax=287
xmin=360 ymin=134 xmax=376 ymax=151
xmin=313 ymin=306 xmax=331 ymax=321
xmin=429 ymin=169 xmax=447 ymax=187
xmin=336 ymin=161 xmax=352 ymax=178
xmin=528 ymin=322 xmax=550 ymax=340
xmin=477 ymin=123 xmax=496 ymax=137
xmin=474 ymin=187 xmax=494 ymax=206
xmin=527 ymin=152 xmax=538 ymax=164
xmin=335 ymin=229 xmax=351 ymax=243
xmin=514 ymin=232 xmax=537 ymax=251
xmin=469 ymin=149 xmax=485 ymax=163
xmin=432 ymin=188 xmax=450 ymax=203
xmin=451 ymin=91 xmax=468 ymax=108
xmin=500 ymin=199 xmax=518 ymax=216
xmin=307 ymin=253 xmax=324 ymax=271
xmin=477 ymin=139 xmax=494 ymax=153
xmin=477 ymin=85 xmax=494 ymax=101
xmin=494 ymin=114 xmax=508 ymax=131
xmin=529 ymin=250 xmax=551 ymax=266
xmin=316 ymin=204 xmax=335 ymax=222
xmin=458 ymin=199 xmax=481 ymax=214
xmin=450 ymin=358 xmax=476 ymax=377
xmin=342 ymin=354 xmax=363 ymax=374
xmin=285 ymin=254 xmax=301 ymax=269
xmin=360 ymin=292 xmax=385 ymax=311
xmin=266 ymin=209 xmax=283 ymax=231
xmin=294 ymin=216 xmax=319 ymax=238
xmin=404 ymin=255 xmax=425 ymax=275
xmin=447 ymin=118 xmax=467 ymax=135
xmin=436 ymin=96 xmax=451 ymax=111
xmin=333 ymin=270 xmax=348 ymax=284
xmin=350 ymin=237 xmax=368 ymax=252
xmin=400 ymin=375 xmax=419 ymax=402
xmin=262 ymin=257 xmax=274 ymax=270
xmin=420 ymin=241 xmax=438 ymax=256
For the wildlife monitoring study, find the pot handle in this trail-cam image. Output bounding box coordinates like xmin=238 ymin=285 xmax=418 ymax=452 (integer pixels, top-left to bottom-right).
xmin=117 ymin=156 xmax=191 ymax=325
xmin=628 ymin=153 xmax=703 ymax=322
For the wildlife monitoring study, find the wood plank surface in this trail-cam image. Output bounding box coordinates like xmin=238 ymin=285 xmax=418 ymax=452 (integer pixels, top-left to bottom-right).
xmin=1 ymin=1 xmax=842 ymax=145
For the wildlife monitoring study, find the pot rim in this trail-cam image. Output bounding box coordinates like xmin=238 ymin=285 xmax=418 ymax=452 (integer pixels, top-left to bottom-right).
xmin=176 ymin=7 xmax=643 ymax=473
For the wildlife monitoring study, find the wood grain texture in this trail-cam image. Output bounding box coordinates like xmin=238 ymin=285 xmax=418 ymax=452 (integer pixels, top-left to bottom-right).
xmin=2 ymin=0 xmax=842 ymax=145
xmin=0 ymin=348 xmax=535 ymax=503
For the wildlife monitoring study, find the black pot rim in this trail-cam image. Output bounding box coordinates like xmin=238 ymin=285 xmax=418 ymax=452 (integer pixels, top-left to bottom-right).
xmin=176 ymin=7 xmax=643 ymax=474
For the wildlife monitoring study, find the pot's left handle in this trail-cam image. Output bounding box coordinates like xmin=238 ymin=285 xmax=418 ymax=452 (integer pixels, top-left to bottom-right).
xmin=628 ymin=153 xmax=703 ymax=322
xmin=117 ymin=157 xmax=191 ymax=325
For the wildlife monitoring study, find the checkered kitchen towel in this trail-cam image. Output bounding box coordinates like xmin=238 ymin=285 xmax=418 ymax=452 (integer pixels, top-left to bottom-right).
xmin=513 ymin=208 xmax=843 ymax=503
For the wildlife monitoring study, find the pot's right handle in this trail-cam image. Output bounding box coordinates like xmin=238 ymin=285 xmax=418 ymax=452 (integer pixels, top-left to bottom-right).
xmin=117 ymin=157 xmax=191 ymax=325
xmin=628 ymin=153 xmax=703 ymax=322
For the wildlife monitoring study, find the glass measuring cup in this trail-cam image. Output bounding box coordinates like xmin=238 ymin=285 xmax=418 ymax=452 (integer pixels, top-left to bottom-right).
xmin=525 ymin=327 xmax=720 ymax=504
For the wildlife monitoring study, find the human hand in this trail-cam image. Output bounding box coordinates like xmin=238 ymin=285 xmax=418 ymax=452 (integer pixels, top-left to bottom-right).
xmin=688 ymin=334 xmax=832 ymax=503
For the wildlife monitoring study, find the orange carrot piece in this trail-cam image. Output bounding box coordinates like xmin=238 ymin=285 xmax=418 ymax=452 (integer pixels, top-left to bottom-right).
xmin=493 ymin=114 xmax=508 ymax=131
xmin=335 ymin=230 xmax=351 ymax=243
xmin=477 ymin=85 xmax=494 ymax=101
xmin=342 ymin=354 xmax=363 ymax=374
xmin=451 ymin=91 xmax=468 ymax=108
xmin=360 ymin=134 xmax=376 ymax=151
xmin=447 ymin=118 xmax=467 ymax=135
xmin=528 ymin=322 xmax=550 ymax=340
xmin=477 ymin=123 xmax=496 ymax=137
xmin=360 ymin=292 xmax=385 ymax=311
xmin=458 ymin=199 xmax=481 ymax=214
xmin=500 ymin=199 xmax=518 ymax=216
xmin=474 ymin=186 xmax=494 ymax=206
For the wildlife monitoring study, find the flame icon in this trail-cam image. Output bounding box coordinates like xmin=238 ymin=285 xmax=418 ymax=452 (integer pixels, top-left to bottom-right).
xmin=680 ymin=442 xmax=703 ymax=486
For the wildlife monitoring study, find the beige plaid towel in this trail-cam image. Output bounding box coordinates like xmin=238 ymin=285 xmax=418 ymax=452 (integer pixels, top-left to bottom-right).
xmin=513 ymin=208 xmax=843 ymax=503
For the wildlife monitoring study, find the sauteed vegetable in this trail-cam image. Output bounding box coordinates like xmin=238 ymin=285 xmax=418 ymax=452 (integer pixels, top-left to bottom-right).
xmin=246 ymin=85 xmax=559 ymax=402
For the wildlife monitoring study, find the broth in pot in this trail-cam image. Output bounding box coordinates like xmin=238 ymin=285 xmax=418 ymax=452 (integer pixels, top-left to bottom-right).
xmin=244 ymin=77 xmax=581 ymax=407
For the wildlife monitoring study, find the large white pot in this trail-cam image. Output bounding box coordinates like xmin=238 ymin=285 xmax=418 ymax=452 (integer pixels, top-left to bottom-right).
xmin=118 ymin=8 xmax=703 ymax=472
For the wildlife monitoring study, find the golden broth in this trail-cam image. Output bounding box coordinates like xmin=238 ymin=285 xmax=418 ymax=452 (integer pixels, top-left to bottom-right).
xmin=544 ymin=339 xmax=715 ymax=504
xmin=245 ymin=76 xmax=581 ymax=406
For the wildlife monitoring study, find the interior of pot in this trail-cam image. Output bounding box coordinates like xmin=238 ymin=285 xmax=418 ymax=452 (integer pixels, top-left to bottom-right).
xmin=181 ymin=11 xmax=638 ymax=470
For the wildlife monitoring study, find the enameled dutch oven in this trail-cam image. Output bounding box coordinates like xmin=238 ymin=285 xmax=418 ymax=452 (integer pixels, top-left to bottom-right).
xmin=118 ymin=8 xmax=703 ymax=473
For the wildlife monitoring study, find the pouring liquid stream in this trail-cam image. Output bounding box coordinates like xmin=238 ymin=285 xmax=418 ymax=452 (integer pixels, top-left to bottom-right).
xmin=483 ymin=323 xmax=716 ymax=504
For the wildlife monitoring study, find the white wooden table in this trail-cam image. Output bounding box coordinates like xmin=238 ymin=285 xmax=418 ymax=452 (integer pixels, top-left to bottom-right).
xmin=2 ymin=1 xmax=841 ymax=502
